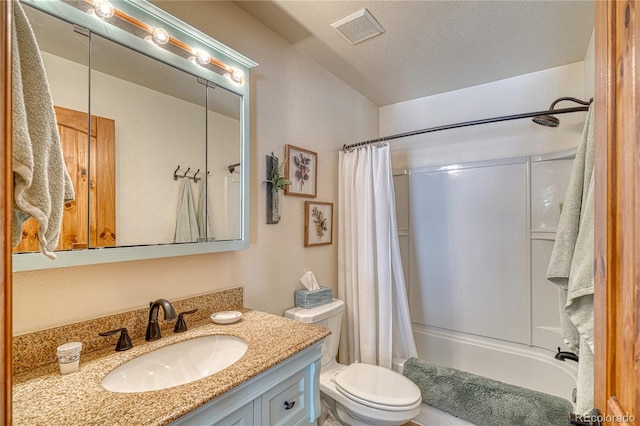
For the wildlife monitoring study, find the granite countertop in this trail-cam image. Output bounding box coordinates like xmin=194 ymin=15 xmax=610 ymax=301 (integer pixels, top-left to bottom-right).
xmin=13 ymin=309 xmax=330 ymax=425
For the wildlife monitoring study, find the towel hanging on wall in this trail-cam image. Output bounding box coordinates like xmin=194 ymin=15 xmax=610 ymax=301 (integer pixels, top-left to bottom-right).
xmin=546 ymin=105 xmax=595 ymax=414
xmin=174 ymin=178 xmax=198 ymax=243
xmin=11 ymin=0 xmax=74 ymax=259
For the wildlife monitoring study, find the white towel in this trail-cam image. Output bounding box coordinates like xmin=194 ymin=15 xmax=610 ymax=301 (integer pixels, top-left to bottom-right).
xmin=173 ymin=179 xmax=198 ymax=243
xmin=12 ymin=0 xmax=74 ymax=259
xmin=196 ymin=178 xmax=213 ymax=242
xmin=547 ymin=105 xmax=594 ymax=413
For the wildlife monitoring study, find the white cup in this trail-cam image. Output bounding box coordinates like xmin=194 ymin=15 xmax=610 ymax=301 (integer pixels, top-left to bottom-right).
xmin=57 ymin=342 xmax=82 ymax=375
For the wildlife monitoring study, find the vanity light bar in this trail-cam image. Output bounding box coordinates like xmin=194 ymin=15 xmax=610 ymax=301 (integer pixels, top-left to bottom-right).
xmin=83 ymin=0 xmax=244 ymax=84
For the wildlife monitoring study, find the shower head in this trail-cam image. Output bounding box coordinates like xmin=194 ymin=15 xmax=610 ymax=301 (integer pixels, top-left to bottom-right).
xmin=532 ymin=97 xmax=592 ymax=128
xmin=532 ymin=115 xmax=560 ymax=127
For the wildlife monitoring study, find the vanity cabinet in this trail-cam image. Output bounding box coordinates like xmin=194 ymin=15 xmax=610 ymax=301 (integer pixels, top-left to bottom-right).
xmin=170 ymin=342 xmax=322 ymax=426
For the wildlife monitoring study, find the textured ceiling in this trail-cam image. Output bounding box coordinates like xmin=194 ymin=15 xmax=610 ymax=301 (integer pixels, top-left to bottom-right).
xmin=236 ymin=1 xmax=595 ymax=106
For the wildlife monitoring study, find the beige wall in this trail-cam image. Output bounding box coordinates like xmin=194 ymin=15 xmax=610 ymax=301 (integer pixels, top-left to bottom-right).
xmin=12 ymin=1 xmax=379 ymax=334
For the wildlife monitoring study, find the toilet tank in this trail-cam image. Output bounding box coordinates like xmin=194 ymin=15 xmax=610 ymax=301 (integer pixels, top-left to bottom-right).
xmin=285 ymin=299 xmax=344 ymax=367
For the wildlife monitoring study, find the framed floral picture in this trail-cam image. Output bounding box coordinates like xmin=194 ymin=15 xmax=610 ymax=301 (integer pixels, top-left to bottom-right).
xmin=304 ymin=201 xmax=333 ymax=247
xmin=285 ymin=145 xmax=317 ymax=197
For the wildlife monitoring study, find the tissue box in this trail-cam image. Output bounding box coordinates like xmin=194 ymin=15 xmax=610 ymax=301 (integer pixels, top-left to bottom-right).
xmin=294 ymin=286 xmax=333 ymax=309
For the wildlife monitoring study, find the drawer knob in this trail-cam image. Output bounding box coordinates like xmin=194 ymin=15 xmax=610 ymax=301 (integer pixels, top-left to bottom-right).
xmin=284 ymin=401 xmax=296 ymax=410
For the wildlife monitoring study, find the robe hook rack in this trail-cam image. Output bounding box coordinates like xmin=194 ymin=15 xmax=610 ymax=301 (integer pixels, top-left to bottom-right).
xmin=173 ymin=166 xmax=209 ymax=183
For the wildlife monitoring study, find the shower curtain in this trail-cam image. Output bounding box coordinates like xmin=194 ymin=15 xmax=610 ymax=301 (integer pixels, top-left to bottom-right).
xmin=337 ymin=144 xmax=417 ymax=369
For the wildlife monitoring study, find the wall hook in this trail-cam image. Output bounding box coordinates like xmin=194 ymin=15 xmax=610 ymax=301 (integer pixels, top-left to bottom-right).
xmin=228 ymin=163 xmax=240 ymax=173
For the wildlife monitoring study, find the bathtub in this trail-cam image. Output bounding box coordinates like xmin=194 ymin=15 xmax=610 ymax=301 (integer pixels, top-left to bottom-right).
xmin=393 ymin=325 xmax=578 ymax=425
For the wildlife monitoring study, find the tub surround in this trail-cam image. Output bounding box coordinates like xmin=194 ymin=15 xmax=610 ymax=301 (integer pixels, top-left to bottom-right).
xmin=13 ymin=288 xmax=330 ymax=425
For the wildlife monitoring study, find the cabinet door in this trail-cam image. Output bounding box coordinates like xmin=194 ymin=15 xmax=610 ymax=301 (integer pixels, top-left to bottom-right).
xmin=215 ymin=401 xmax=254 ymax=426
xmin=260 ymin=368 xmax=309 ymax=426
xmin=171 ymin=400 xmax=254 ymax=426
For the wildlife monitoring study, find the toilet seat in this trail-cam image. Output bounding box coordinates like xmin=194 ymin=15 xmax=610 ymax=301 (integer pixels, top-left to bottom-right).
xmin=333 ymin=363 xmax=422 ymax=411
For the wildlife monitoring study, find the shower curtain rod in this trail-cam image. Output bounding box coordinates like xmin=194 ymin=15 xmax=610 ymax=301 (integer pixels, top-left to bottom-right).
xmin=342 ymin=104 xmax=590 ymax=151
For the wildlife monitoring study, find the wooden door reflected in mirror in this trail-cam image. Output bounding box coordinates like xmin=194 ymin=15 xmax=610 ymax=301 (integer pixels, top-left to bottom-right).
xmin=13 ymin=106 xmax=115 ymax=252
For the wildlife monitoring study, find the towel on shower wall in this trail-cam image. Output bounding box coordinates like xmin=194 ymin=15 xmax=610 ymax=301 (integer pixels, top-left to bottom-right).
xmin=12 ymin=0 xmax=74 ymax=259
xmin=196 ymin=178 xmax=213 ymax=241
xmin=546 ymin=105 xmax=595 ymax=413
xmin=174 ymin=179 xmax=199 ymax=243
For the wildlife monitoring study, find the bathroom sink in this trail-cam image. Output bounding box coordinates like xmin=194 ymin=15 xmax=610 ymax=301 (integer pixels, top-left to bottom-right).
xmin=102 ymin=335 xmax=248 ymax=393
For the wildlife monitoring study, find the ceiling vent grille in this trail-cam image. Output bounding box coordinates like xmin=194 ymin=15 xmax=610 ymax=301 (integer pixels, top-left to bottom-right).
xmin=331 ymin=9 xmax=385 ymax=45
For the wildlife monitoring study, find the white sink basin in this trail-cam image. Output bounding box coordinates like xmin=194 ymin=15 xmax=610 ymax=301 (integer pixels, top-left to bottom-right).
xmin=102 ymin=335 xmax=248 ymax=393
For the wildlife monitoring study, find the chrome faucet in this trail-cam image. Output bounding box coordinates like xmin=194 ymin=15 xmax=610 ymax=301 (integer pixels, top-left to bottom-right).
xmin=146 ymin=299 xmax=177 ymax=341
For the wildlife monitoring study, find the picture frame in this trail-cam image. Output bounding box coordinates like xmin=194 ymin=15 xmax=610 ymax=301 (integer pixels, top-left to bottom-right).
xmin=285 ymin=144 xmax=317 ymax=197
xmin=304 ymin=201 xmax=333 ymax=247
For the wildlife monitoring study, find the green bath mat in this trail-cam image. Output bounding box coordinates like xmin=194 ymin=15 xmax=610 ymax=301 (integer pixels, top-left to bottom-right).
xmin=402 ymin=358 xmax=573 ymax=426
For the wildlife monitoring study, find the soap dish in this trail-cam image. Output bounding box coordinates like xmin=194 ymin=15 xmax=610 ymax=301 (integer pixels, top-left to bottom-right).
xmin=211 ymin=311 xmax=242 ymax=324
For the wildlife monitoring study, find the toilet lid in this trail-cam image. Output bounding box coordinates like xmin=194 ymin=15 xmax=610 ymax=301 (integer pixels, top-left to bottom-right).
xmin=333 ymin=363 xmax=422 ymax=410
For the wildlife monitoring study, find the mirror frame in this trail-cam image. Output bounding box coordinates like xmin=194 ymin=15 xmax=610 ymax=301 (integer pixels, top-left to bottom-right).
xmin=13 ymin=0 xmax=256 ymax=271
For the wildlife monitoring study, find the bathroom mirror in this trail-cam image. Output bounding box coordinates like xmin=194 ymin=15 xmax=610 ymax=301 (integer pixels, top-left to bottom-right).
xmin=13 ymin=0 xmax=256 ymax=271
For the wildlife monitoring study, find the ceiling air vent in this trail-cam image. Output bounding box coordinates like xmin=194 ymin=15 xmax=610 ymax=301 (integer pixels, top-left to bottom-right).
xmin=331 ymin=8 xmax=385 ymax=45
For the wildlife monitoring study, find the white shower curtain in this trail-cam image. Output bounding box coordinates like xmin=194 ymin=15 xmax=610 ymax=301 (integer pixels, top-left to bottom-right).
xmin=337 ymin=144 xmax=417 ymax=369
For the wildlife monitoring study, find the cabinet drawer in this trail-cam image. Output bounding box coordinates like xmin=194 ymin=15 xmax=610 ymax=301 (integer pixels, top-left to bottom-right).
xmin=260 ymin=368 xmax=309 ymax=426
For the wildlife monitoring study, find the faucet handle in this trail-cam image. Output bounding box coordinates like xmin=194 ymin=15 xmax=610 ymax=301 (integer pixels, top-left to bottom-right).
xmin=174 ymin=309 xmax=198 ymax=333
xmin=99 ymin=328 xmax=133 ymax=351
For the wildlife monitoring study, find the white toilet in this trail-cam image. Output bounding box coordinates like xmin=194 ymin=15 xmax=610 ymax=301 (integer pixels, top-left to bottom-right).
xmin=285 ymin=299 xmax=422 ymax=426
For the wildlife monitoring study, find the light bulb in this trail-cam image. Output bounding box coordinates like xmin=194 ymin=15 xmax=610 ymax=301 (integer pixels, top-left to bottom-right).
xmin=195 ymin=50 xmax=210 ymax=65
xmin=231 ymin=69 xmax=244 ymax=84
xmin=153 ymin=28 xmax=169 ymax=45
xmin=188 ymin=56 xmax=198 ymax=65
xmin=94 ymin=0 xmax=114 ymax=19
